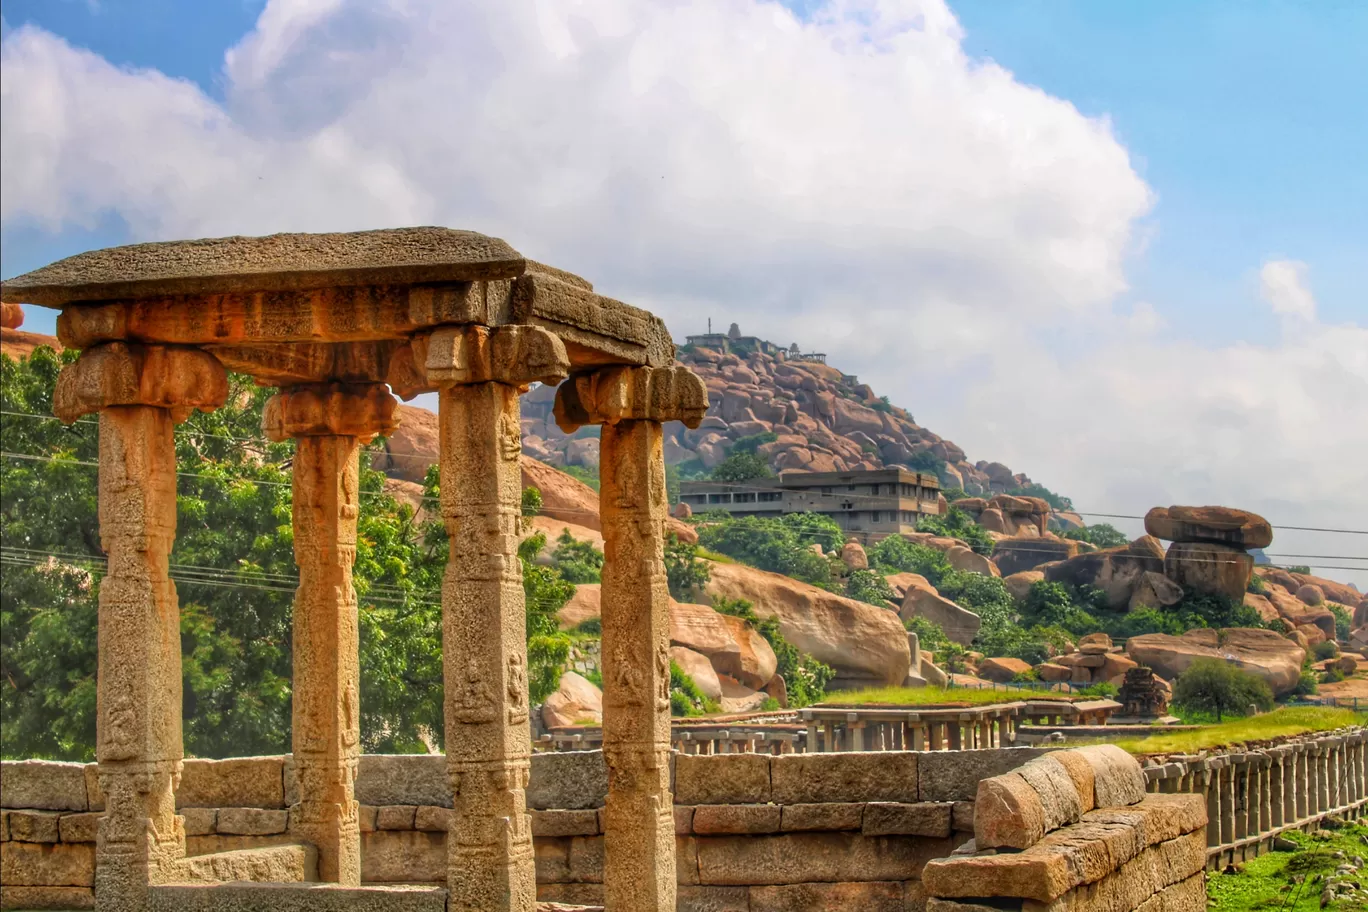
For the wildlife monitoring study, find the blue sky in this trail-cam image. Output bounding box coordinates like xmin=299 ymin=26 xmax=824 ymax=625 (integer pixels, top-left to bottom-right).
xmin=3 ymin=0 xmax=1364 ymax=340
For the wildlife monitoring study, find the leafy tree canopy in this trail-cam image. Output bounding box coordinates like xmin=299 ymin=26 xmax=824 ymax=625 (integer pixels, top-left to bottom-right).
xmin=696 ymin=513 xmax=841 ymax=590
xmin=1062 ymin=523 xmax=1128 ymax=548
xmin=710 ymin=451 xmax=774 ymax=483
xmin=1171 ymin=658 xmax=1273 ymax=722
xmin=916 ymin=507 xmax=995 ymax=555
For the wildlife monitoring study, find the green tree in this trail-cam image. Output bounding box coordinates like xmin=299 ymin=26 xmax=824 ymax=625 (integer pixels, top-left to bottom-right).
xmin=550 ymin=529 xmax=604 ymax=584
xmin=1062 ymin=523 xmax=1128 ymax=548
xmin=664 ymin=532 xmax=712 ymax=601
xmin=1005 ymin=483 xmax=1073 ymax=512
xmin=866 ymin=536 xmax=952 ymax=586
xmin=710 ymin=452 xmax=774 ymax=483
xmin=520 ymin=486 xmax=543 ymax=529
xmin=1170 ymin=658 xmax=1274 ymax=722
xmin=730 ymin=431 xmax=778 ymax=455
xmin=696 ymin=514 xmax=839 ymax=590
xmin=846 ymin=569 xmax=897 ymax=607
xmin=916 ymin=507 xmax=995 ymax=555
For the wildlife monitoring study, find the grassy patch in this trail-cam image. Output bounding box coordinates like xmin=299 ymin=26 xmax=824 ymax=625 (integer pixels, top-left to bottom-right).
xmin=698 ymin=548 xmax=735 ymax=564
xmin=1208 ymin=821 xmax=1368 ymax=911
xmin=820 ymin=685 xmax=1080 ymax=707
xmin=1115 ymin=707 xmax=1362 ymax=755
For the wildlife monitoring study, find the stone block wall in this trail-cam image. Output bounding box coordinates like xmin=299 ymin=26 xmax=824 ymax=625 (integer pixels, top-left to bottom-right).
xmin=924 ymin=746 xmax=1208 ymax=912
xmin=1 ymin=747 xmax=1046 ymax=911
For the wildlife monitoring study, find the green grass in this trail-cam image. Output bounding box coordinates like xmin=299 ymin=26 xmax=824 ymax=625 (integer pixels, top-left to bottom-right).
xmin=697 ymin=548 xmax=734 ymax=564
xmin=820 ymin=685 xmax=1081 ymax=707
xmin=1114 ymin=707 xmax=1362 ymax=755
xmin=1208 ymin=821 xmax=1368 ymax=911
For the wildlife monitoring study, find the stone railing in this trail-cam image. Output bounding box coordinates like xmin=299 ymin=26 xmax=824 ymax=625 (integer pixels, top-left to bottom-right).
xmin=1140 ymin=727 xmax=1368 ymax=869
xmin=1 ymin=746 xmax=1048 ymax=911
xmin=924 ymin=745 xmax=1208 ymax=912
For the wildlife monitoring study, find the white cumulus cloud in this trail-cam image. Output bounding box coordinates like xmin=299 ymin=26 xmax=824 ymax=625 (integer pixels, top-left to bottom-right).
xmin=2 ymin=0 xmax=1363 ymax=587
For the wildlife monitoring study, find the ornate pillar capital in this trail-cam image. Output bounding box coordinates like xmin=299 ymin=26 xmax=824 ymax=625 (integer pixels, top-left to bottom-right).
xmin=262 ymin=381 xmax=399 ymax=444
xmin=422 ymin=323 xmax=569 ymax=389
xmin=53 ymin=341 xmax=228 ymax=423
xmin=553 ymin=364 xmax=708 ymax=433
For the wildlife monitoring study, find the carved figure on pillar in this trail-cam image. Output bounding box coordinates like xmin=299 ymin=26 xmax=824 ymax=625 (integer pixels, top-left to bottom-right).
xmin=424 ymin=324 xmax=569 ymax=912
xmin=554 ymin=365 xmax=708 ymax=912
xmin=55 ymin=343 xmax=228 ymax=912
xmin=264 ymin=380 xmax=399 ymax=886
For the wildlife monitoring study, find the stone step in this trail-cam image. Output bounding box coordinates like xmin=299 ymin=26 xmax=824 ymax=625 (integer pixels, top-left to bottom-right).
xmin=175 ymin=842 xmax=317 ymax=884
xmin=147 ymin=882 xmax=447 ymax=912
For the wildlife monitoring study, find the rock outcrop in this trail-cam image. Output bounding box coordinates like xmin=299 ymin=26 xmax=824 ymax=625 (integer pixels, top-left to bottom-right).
xmin=1043 ymin=536 xmax=1166 ymax=611
xmin=1145 ymin=505 xmax=1266 ymax=601
xmin=541 ymin=671 xmax=603 ymax=728
xmin=992 ymin=536 xmax=1078 ymax=576
xmin=0 ymin=303 xmax=63 ymax=361
xmin=899 ymin=586 xmax=981 ymax=646
xmin=706 ymin=560 xmax=911 ymax=688
xmin=1126 ymin=628 xmax=1306 ymax=696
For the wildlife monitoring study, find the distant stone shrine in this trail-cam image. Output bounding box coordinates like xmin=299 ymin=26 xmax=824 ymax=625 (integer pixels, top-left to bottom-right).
xmin=1119 ymin=666 xmax=1171 ymax=720
xmin=0 ymin=227 xmax=708 ymax=912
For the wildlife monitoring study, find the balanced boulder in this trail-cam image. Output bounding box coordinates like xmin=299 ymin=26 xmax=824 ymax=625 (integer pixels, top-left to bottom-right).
xmin=1144 ymin=505 xmax=1273 ymax=550
xmin=901 ymin=586 xmax=981 ymax=646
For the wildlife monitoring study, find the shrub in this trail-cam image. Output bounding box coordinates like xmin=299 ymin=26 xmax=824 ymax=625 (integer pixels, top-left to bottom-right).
xmin=1313 ymin=640 xmax=1340 ymax=661
xmin=1293 ymin=670 xmax=1319 ymax=697
xmin=730 ymin=431 xmax=779 ymax=455
xmin=904 ymin=616 xmax=948 ymax=652
xmin=1011 ymin=670 xmax=1040 ymax=684
xmin=664 ymin=532 xmax=712 ymax=600
xmin=710 ymin=452 xmax=774 ymax=482
xmin=866 ymin=536 xmax=952 ymax=586
xmin=1171 ymin=659 xmax=1274 ymax=722
xmin=520 ymin=486 xmax=543 ymax=531
xmin=670 ymin=661 xmax=718 ymax=717
xmin=696 ymin=514 xmax=841 ymax=589
xmin=1287 ymin=565 xmax=1312 ymax=576
xmin=1020 ymin=581 xmax=1099 ymax=636
xmin=846 ymin=569 xmax=898 ymax=607
xmin=905 ymin=450 xmax=945 ymax=477
xmin=1320 ymin=667 xmax=1346 ymax=685
xmin=916 ymin=507 xmax=995 ymax=555
xmin=559 ymin=464 xmax=600 ymax=491
xmin=1246 ymin=573 xmax=1268 ymax=595
xmin=551 ymin=529 xmax=604 ymax=584
xmin=1004 ymin=483 xmax=1073 ymax=512
xmin=1107 ymin=606 xmax=1186 ymax=639
xmin=1167 ymin=592 xmax=1266 ymax=631
xmin=575 ymin=618 xmax=602 ymax=636
xmin=1328 ymin=604 xmax=1352 ymax=642
xmin=1063 ymin=523 xmax=1128 ymax=548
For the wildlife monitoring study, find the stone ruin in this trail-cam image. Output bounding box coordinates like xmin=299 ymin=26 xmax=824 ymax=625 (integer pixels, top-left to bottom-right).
xmin=1119 ymin=665 xmax=1171 ymax=719
xmin=0 ymin=227 xmax=709 ymax=912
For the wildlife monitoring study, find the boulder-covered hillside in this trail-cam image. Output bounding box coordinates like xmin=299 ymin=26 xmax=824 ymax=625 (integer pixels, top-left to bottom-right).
xmin=516 ymin=326 xmax=1040 ymax=499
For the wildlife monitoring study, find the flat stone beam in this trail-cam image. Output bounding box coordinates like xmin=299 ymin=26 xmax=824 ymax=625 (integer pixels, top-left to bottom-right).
xmin=264 ymin=383 xmax=399 ymax=885
xmin=213 ymin=341 xmax=402 ymax=388
xmin=553 ymin=365 xmax=709 ymax=912
xmin=431 ymin=326 xmax=567 ymax=911
xmin=1 ymin=227 xmax=524 ymax=306
xmin=53 ymin=345 xmax=229 ymax=912
xmin=511 ymin=271 xmax=675 ymax=370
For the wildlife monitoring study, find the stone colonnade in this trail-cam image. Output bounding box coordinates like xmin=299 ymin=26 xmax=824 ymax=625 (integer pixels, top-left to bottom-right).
xmin=798 ymin=705 xmax=1018 ymax=752
xmin=1141 ymin=730 xmax=1368 ymax=868
xmin=21 ymin=228 xmax=709 ymax=912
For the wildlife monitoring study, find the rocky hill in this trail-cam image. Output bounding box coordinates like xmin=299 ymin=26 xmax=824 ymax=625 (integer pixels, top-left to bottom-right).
xmin=517 ymin=324 xmax=1039 ymax=499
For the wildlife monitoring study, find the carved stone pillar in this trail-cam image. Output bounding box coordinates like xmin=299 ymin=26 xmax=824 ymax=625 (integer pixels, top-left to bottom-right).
xmin=1203 ymin=766 xmax=1220 ymax=848
xmin=424 ymin=325 xmax=568 ymax=912
xmin=263 ymin=382 xmax=398 ymax=885
xmin=555 ymin=365 xmax=707 ymax=912
xmin=55 ymin=343 xmax=227 ymax=912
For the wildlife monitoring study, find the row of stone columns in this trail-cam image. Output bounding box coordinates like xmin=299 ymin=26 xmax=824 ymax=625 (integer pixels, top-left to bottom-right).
xmin=801 ymin=713 xmax=1014 ymax=752
xmin=61 ymin=330 xmax=705 ymax=912
xmin=1143 ymin=732 xmax=1368 ymax=866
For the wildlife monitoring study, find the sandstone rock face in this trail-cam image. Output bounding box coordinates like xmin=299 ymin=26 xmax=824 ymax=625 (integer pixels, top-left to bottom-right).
xmin=541 ymin=671 xmax=603 ymax=729
xmin=1164 ymin=541 xmax=1253 ymax=602
xmin=900 ymin=587 xmax=981 ymax=646
xmin=992 ymin=537 xmax=1077 ymax=576
xmin=715 ymin=615 xmax=778 ymax=690
xmin=1126 ymin=628 xmax=1307 ymax=696
xmin=706 ymin=561 xmax=911 ymax=687
xmin=1144 ymin=505 xmax=1273 ymax=550
xmin=373 ymin=404 xmax=439 ymax=482
xmin=669 ymin=601 xmax=744 ymax=670
xmin=557 ymin=583 xmax=602 ymax=630
xmin=1043 ymin=536 xmax=1166 ymax=611
xmin=1296 ymin=584 xmax=1326 ymax=606
xmin=669 ymin=646 xmax=722 ymax=701
xmin=1127 ymin=570 xmax=1185 ymax=612
xmin=979 ymin=657 xmax=1032 ymax=683
xmin=840 ymin=541 xmax=869 ymax=572
xmin=884 ymin=572 xmax=935 ymax=601
xmin=946 ymin=546 xmax=1001 ymax=578
xmin=1004 ymin=571 xmax=1045 ymax=602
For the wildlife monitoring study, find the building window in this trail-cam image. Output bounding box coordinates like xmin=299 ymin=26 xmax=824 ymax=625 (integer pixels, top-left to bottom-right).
xmin=871 ymin=511 xmax=882 ymax=523
xmin=708 ymin=493 xmax=732 ymax=504
xmin=848 ymin=484 xmax=856 ymax=492
xmin=735 ymin=492 xmax=757 ymax=503
xmin=759 ymin=492 xmax=782 ymax=503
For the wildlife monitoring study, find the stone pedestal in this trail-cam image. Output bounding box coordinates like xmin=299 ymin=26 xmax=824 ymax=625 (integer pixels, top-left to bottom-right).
xmin=599 ymin=418 xmax=676 ymax=912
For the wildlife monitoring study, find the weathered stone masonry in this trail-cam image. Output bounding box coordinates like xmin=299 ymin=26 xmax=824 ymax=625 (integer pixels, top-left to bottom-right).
xmin=1 ymin=747 xmax=1049 ymax=911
